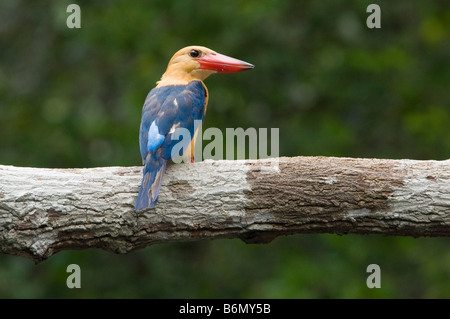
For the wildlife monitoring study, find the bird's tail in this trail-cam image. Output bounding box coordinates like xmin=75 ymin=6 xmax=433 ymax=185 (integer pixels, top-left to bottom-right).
xmin=135 ymin=154 xmax=167 ymax=211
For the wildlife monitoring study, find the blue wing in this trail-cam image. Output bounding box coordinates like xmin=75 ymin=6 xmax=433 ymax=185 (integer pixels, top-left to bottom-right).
xmin=139 ymin=80 xmax=206 ymax=162
xmin=135 ymin=80 xmax=206 ymax=211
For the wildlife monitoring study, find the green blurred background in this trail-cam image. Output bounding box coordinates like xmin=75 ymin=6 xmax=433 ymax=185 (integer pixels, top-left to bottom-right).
xmin=0 ymin=0 xmax=449 ymax=298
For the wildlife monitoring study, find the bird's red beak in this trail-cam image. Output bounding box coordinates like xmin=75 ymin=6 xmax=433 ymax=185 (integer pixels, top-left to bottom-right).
xmin=197 ymin=52 xmax=254 ymax=73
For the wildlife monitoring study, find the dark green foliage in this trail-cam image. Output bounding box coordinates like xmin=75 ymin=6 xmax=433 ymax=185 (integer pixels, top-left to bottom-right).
xmin=0 ymin=0 xmax=449 ymax=298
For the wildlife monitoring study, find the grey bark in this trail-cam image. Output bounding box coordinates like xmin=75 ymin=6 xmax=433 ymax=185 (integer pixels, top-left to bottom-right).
xmin=0 ymin=156 xmax=449 ymax=262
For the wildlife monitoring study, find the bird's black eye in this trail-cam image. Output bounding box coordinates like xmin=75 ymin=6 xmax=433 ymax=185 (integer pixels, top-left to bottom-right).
xmin=189 ymin=49 xmax=200 ymax=58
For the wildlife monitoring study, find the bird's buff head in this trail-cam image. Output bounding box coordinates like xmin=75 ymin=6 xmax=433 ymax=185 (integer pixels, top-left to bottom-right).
xmin=157 ymin=46 xmax=254 ymax=86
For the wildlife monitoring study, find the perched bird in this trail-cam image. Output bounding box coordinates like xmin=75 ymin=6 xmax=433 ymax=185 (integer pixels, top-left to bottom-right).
xmin=135 ymin=46 xmax=254 ymax=211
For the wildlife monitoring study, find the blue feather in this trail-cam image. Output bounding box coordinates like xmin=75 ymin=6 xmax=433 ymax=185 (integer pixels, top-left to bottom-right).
xmin=135 ymin=81 xmax=206 ymax=211
xmin=147 ymin=121 xmax=165 ymax=152
xmin=135 ymin=152 xmax=166 ymax=210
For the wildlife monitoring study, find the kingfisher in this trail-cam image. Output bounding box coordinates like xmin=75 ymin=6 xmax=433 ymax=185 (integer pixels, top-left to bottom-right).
xmin=135 ymin=46 xmax=254 ymax=211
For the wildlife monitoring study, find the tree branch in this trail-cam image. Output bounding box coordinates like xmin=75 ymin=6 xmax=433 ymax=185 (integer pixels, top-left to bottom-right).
xmin=0 ymin=156 xmax=449 ymax=262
